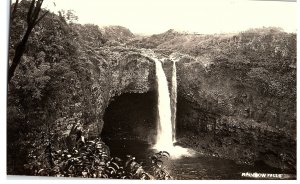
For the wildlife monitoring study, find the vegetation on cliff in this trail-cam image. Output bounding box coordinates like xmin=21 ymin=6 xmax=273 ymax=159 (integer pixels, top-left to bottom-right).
xmin=7 ymin=1 xmax=154 ymax=176
xmin=7 ymin=0 xmax=296 ymax=176
xmin=132 ymin=27 xmax=296 ymax=134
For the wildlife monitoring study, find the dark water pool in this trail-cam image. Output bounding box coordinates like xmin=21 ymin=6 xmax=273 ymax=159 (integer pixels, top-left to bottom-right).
xmin=103 ymin=138 xmax=296 ymax=180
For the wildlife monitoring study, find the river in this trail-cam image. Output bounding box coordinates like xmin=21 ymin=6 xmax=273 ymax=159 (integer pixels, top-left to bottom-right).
xmin=103 ymin=138 xmax=292 ymax=180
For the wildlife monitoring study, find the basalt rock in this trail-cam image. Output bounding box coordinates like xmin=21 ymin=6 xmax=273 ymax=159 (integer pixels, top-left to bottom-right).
xmin=174 ymin=54 xmax=296 ymax=172
xmin=73 ymin=47 xmax=295 ymax=172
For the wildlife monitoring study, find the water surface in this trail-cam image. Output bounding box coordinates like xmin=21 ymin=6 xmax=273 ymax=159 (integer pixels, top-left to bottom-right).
xmin=103 ymin=138 xmax=295 ymax=180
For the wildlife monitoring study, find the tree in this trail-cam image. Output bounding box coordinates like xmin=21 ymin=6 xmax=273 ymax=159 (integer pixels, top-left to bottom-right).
xmin=10 ymin=0 xmax=19 ymax=21
xmin=8 ymin=0 xmax=48 ymax=82
xmin=58 ymin=9 xmax=78 ymax=24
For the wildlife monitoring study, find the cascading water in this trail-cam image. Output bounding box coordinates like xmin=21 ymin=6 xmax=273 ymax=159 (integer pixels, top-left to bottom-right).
xmin=152 ymin=56 xmax=194 ymax=159
xmin=171 ymin=60 xmax=177 ymax=143
xmin=153 ymin=58 xmax=174 ymax=150
xmin=141 ymin=49 xmax=194 ymax=158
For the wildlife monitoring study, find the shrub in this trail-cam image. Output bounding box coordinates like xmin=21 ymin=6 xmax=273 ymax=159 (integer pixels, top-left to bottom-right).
xmin=24 ymin=134 xmax=172 ymax=179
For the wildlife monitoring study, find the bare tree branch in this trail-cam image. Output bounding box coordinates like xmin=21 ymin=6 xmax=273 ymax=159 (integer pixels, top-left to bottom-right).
xmin=32 ymin=0 xmax=43 ymax=22
xmin=8 ymin=0 xmax=48 ymax=83
xmin=27 ymin=0 xmax=36 ymax=24
xmin=34 ymin=10 xmax=49 ymax=26
xmin=11 ymin=0 xmax=19 ymax=21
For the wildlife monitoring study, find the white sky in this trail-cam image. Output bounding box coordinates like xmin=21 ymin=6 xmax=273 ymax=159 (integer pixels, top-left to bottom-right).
xmin=32 ymin=0 xmax=298 ymax=34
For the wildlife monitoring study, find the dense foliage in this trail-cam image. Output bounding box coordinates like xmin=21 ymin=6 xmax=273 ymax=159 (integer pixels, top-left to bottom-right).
xmin=7 ymin=0 xmax=296 ymax=177
xmin=131 ymin=28 xmax=296 ymax=98
xmin=24 ymin=129 xmax=172 ymax=179
xmin=7 ymin=1 xmax=173 ymax=179
xmin=8 ymin=0 xmax=105 ymax=175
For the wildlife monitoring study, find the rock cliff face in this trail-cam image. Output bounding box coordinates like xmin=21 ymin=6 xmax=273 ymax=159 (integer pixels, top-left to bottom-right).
xmin=174 ymin=54 xmax=295 ymax=172
xmin=87 ymin=49 xmax=295 ymax=172
xmin=83 ymin=48 xmax=156 ymax=137
xmin=8 ymin=7 xmax=296 ymax=175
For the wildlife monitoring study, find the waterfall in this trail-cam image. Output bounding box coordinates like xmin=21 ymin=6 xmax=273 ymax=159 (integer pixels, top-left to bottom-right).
xmin=153 ymin=58 xmax=174 ymax=150
xmin=141 ymin=49 xmax=194 ymax=158
xmin=171 ymin=60 xmax=177 ymax=143
xmin=153 ymin=57 xmax=195 ymax=159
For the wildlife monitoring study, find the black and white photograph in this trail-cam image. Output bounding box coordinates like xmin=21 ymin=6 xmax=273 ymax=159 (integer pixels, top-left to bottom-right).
xmin=4 ymin=0 xmax=297 ymax=180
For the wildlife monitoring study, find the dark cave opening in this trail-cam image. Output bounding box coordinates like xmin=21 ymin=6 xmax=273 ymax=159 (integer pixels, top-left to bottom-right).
xmin=101 ymin=91 xmax=157 ymax=143
xmin=101 ymin=91 xmax=217 ymax=144
xmin=100 ymin=90 xmax=220 ymax=158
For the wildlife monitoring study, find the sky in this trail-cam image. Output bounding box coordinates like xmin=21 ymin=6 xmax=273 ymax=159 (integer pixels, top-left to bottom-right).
xmin=18 ymin=0 xmax=300 ymax=35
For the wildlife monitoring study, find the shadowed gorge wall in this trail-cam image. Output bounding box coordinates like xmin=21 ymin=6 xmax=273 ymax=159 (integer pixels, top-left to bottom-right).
xmin=174 ymin=56 xmax=296 ymax=172
xmin=176 ymin=95 xmax=217 ymax=135
xmin=101 ymin=91 xmax=157 ymax=143
xmin=175 ymin=91 xmax=296 ymax=172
